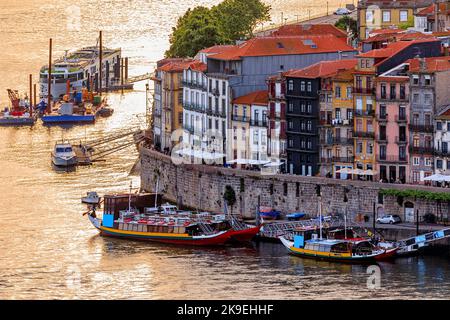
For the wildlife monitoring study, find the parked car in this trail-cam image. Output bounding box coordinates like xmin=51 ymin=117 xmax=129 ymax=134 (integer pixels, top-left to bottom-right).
xmin=334 ymin=8 xmax=350 ymax=15
xmin=376 ymin=215 xmax=402 ymax=224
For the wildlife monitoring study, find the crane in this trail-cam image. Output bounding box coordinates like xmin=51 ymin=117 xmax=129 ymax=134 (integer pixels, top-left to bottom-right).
xmin=7 ymin=89 xmax=20 ymax=112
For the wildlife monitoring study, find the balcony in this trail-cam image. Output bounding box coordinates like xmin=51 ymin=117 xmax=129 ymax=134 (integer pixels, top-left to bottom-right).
xmin=232 ymin=115 xmax=249 ymax=123
xmin=377 ymin=155 xmax=408 ymax=163
xmin=250 ymin=119 xmax=268 ymax=127
xmin=353 ymin=87 xmax=375 ymax=95
xmin=409 ymin=146 xmax=434 ymax=154
xmin=211 ymin=88 xmax=220 ymax=96
xmin=319 ymin=119 xmax=332 ymax=126
xmin=182 ymin=80 xmax=207 ymax=91
xmin=376 ymin=134 xmax=387 ymax=143
xmin=354 ymin=109 xmax=375 ymax=117
xmin=333 ymin=156 xmax=355 ymax=163
xmin=435 ymin=149 xmax=450 ymax=157
xmin=376 ymin=114 xmax=389 ymax=122
xmin=320 ymin=157 xmax=333 ymax=164
xmin=320 ymin=138 xmax=334 ymax=145
xmin=183 ymin=103 xmax=205 ymax=113
xmin=333 ymin=137 xmax=354 ymax=145
xmin=354 ymin=131 xmax=375 ymax=139
xmin=395 ymin=115 xmax=407 ymax=123
xmin=207 ymin=108 xmax=226 ymax=118
xmin=331 ymin=118 xmax=353 ymax=127
xmin=395 ymin=136 xmax=408 ymax=145
xmin=409 ymin=124 xmax=434 ymax=133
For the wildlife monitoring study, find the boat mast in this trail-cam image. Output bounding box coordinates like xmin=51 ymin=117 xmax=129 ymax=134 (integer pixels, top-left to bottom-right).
xmin=154 ymin=176 xmax=159 ymax=208
xmin=29 ymin=74 xmax=33 ymax=118
xmin=344 ymin=205 xmax=347 ymax=240
xmin=319 ymin=195 xmax=323 ymax=240
xmin=99 ymin=31 xmax=102 ymax=97
xmin=47 ymin=38 xmax=52 ymax=114
xmin=128 ymin=181 xmax=132 ymax=212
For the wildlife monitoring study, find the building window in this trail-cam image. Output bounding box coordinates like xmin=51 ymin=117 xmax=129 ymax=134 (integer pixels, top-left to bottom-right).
xmin=300 ymin=81 xmax=305 ymax=91
xmin=413 ymin=93 xmax=419 ymax=103
xmin=425 ymin=158 xmax=432 ymax=166
xmin=366 ymin=10 xmax=374 ymax=23
xmin=413 ymin=75 xmax=419 ymax=85
xmin=413 ymin=157 xmax=420 ymax=166
xmin=335 ymin=86 xmax=341 ymax=98
xmin=288 ymin=121 xmax=293 ymax=129
xmin=347 ymin=86 xmax=352 ymax=99
xmin=382 ymin=10 xmax=391 ymax=22
xmin=356 ymin=142 xmax=363 ymax=154
xmin=437 ymin=159 xmax=443 ymax=169
xmin=437 ymin=122 xmax=442 ymax=130
xmin=400 ymin=10 xmax=408 ymax=22
xmin=424 ymin=75 xmax=431 ymax=86
xmin=307 ymin=82 xmax=312 ymax=92
xmin=288 ymin=80 xmax=294 ymax=91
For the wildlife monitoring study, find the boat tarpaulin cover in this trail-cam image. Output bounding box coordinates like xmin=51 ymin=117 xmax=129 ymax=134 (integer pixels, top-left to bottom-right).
xmin=294 ymin=235 xmax=304 ymax=249
xmin=103 ymin=214 xmax=114 ymax=228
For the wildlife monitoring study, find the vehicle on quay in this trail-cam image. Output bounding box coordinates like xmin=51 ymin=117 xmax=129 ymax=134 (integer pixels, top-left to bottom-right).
xmin=376 ymin=214 xmax=402 ymax=224
xmin=84 ymin=193 xmax=262 ymax=246
xmin=334 ymin=8 xmax=350 ymax=15
xmin=52 ymin=142 xmax=77 ymax=167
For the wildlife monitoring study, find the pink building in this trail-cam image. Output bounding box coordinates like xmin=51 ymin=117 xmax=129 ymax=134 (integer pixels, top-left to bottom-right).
xmin=375 ymin=63 xmax=410 ymax=184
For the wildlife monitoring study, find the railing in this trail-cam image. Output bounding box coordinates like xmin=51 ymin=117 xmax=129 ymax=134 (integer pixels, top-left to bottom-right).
xmin=354 ymin=131 xmax=375 ymax=139
xmin=395 ymin=136 xmax=408 ymax=145
xmin=333 ymin=137 xmax=354 ymax=145
xmin=250 ymin=119 xmax=268 ymax=127
xmin=353 ymin=87 xmax=375 ymax=95
xmin=435 ymin=149 xmax=450 ymax=157
xmin=207 ymin=108 xmax=226 ymax=118
xmin=182 ymin=80 xmax=207 ymax=91
xmin=377 ymin=155 xmax=408 ymax=163
xmin=333 ymin=156 xmax=355 ymax=163
xmin=409 ymin=124 xmax=434 ymax=133
xmin=409 ymin=146 xmax=434 ymax=154
xmin=395 ymin=115 xmax=407 ymax=123
xmin=376 ymin=114 xmax=388 ymax=122
xmin=211 ymin=88 xmax=220 ymax=96
xmin=376 ymin=134 xmax=387 ymax=143
xmin=232 ymin=115 xmax=249 ymax=123
xmin=331 ymin=118 xmax=353 ymax=126
xmin=354 ymin=109 xmax=375 ymax=117
xmin=320 ymin=138 xmax=334 ymax=145
xmin=183 ymin=103 xmax=205 ymax=113
xmin=320 ymin=157 xmax=333 ymax=164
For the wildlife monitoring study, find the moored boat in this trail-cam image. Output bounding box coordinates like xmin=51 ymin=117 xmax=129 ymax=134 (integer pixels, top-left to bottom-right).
xmin=82 ymin=191 xmax=101 ymax=205
xmin=52 ymin=142 xmax=77 ymax=167
xmin=280 ymin=235 xmax=396 ymax=263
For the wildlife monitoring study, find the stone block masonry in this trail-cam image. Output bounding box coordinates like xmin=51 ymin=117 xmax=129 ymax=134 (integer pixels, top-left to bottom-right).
xmin=141 ymin=147 xmax=450 ymax=222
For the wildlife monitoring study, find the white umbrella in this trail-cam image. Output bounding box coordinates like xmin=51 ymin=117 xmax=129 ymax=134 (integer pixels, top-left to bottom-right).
xmin=249 ymin=159 xmax=270 ymax=165
xmin=264 ymin=160 xmax=283 ymax=167
xmin=443 ymin=175 xmax=450 ymax=182
xmin=227 ymin=158 xmax=250 ymax=165
xmin=336 ymin=168 xmax=351 ymax=174
xmin=423 ymin=174 xmax=446 ymax=182
xmin=364 ymin=169 xmax=378 ymax=176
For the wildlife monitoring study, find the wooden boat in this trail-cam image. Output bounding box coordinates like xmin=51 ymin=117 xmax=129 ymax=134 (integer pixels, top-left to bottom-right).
xmin=81 ymin=191 xmax=101 ymax=205
xmin=84 ymin=193 xmax=259 ymax=246
xmin=280 ymin=236 xmax=397 ymax=263
xmin=259 ymin=207 xmax=281 ymax=220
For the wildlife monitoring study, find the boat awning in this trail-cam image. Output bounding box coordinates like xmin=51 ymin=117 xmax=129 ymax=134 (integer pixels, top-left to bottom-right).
xmin=423 ymin=173 xmax=449 ymax=182
xmin=175 ymin=148 xmax=225 ymax=160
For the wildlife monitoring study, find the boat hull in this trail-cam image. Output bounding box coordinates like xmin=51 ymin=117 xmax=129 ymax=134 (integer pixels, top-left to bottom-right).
xmin=0 ymin=117 xmax=35 ymax=126
xmin=42 ymin=114 xmax=95 ymax=124
xmin=97 ymin=224 xmax=233 ymax=246
xmin=280 ymin=237 xmax=385 ymax=264
xmin=52 ymin=155 xmax=77 ymax=167
xmin=230 ymin=225 xmax=262 ymax=242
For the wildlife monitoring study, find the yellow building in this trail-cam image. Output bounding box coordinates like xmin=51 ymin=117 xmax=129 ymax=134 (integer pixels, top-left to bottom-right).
xmin=358 ymin=0 xmax=432 ymax=40
xmin=153 ymin=59 xmax=194 ymax=152
xmin=331 ymin=68 xmax=356 ymax=179
xmin=352 ymin=55 xmax=377 ymax=178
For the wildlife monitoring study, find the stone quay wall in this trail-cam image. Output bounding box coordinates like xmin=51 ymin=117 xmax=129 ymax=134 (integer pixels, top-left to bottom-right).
xmin=140 ymin=147 xmax=450 ymax=222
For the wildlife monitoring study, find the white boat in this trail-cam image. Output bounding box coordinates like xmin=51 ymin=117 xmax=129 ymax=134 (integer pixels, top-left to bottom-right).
xmin=81 ymin=192 xmax=101 ymax=205
xmin=52 ymin=142 xmax=77 ymax=167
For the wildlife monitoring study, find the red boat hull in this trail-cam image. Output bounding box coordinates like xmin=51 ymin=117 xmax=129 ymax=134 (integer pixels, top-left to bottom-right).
xmin=99 ymin=228 xmax=233 ymax=246
xmin=230 ymin=225 xmax=262 ymax=242
xmin=374 ymin=248 xmax=399 ymax=261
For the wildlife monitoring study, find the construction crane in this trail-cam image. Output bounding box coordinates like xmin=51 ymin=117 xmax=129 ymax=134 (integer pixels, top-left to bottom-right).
xmin=7 ymin=89 xmax=20 ymax=111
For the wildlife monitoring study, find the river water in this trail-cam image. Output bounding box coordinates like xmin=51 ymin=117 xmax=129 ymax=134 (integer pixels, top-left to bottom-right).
xmin=0 ymin=0 xmax=449 ymax=300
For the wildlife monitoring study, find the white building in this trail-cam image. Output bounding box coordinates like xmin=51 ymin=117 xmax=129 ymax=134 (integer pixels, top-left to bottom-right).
xmin=434 ymin=105 xmax=450 ymax=176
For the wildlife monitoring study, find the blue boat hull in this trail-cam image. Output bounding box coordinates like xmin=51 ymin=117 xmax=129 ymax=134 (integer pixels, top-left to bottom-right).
xmin=42 ymin=114 xmax=95 ymax=124
xmin=0 ymin=117 xmax=35 ymax=126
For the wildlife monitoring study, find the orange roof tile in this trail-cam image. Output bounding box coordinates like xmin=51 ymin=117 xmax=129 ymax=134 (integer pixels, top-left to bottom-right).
xmin=270 ymin=24 xmax=347 ymax=38
xmin=158 ymin=59 xmax=206 ymax=73
xmin=208 ymin=35 xmax=355 ymax=61
xmin=416 ymin=4 xmax=435 ymax=16
xmin=233 ymin=90 xmax=268 ymax=106
xmin=199 ymin=45 xmax=236 ymax=54
xmin=409 ymin=56 xmax=450 ymax=73
xmin=283 ymin=59 xmax=358 ymax=79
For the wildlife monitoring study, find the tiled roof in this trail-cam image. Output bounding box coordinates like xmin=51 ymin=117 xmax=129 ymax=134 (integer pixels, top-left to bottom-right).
xmin=208 ymin=35 xmax=355 ymax=61
xmin=199 ymin=45 xmax=236 ymax=54
xmin=283 ymin=59 xmax=358 ymax=79
xmin=332 ymin=68 xmax=356 ymax=81
xmin=357 ymin=39 xmax=438 ymax=58
xmin=358 ymin=0 xmax=433 ymax=9
xmin=409 ymin=56 xmax=450 ymax=73
xmin=416 ymin=4 xmax=435 ymax=16
xmin=270 ymin=24 xmax=347 ymax=38
xmin=158 ymin=59 xmax=206 ymax=72
xmin=233 ymin=90 xmax=268 ymax=106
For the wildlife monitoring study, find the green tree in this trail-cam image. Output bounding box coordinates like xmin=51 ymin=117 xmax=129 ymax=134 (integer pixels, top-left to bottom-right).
xmin=165 ymin=7 xmax=222 ymax=58
xmin=165 ymin=0 xmax=271 ymax=58
xmin=335 ymin=16 xmax=358 ymax=40
xmin=212 ymin=0 xmax=271 ymax=43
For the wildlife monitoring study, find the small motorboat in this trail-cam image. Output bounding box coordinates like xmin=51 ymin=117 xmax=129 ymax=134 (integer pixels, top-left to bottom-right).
xmin=259 ymin=207 xmax=281 ymax=220
xmin=286 ymin=212 xmax=306 ymax=221
xmin=52 ymin=142 xmax=77 ymax=167
xmin=82 ymin=192 xmax=101 ymax=205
